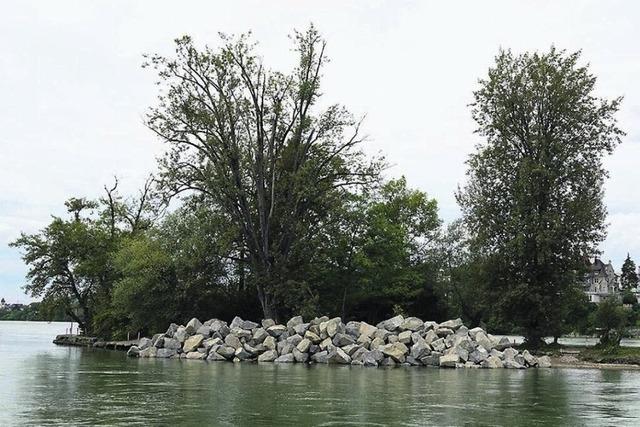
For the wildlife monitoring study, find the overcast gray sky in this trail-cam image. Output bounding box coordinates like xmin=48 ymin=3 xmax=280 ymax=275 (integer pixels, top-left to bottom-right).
xmin=1 ymin=0 xmax=639 ymax=302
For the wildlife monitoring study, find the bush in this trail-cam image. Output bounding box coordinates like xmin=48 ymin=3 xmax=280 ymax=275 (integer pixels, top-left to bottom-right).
xmin=594 ymin=297 xmax=627 ymax=348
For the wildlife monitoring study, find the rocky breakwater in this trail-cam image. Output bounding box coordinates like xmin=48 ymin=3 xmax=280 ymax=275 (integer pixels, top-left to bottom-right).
xmin=127 ymin=315 xmax=551 ymax=369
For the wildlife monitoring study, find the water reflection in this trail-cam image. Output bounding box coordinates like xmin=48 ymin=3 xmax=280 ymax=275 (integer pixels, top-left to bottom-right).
xmin=2 ymin=322 xmax=640 ymax=426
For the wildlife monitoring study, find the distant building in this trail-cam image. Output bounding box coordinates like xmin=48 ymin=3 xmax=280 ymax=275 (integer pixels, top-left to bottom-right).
xmin=583 ymin=258 xmax=619 ymax=303
xmin=0 ymin=298 xmax=5 ymax=309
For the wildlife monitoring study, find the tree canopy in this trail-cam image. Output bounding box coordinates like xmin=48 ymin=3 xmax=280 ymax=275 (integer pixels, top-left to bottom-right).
xmin=457 ymin=47 xmax=623 ymax=345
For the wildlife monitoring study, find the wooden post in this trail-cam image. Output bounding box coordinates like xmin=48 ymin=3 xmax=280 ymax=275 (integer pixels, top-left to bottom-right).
xmin=127 ymin=332 xmax=130 ymax=341
xmin=137 ymin=331 xmax=141 ymax=340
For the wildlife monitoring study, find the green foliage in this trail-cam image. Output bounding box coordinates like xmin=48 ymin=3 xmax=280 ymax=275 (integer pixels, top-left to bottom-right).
xmin=594 ymin=297 xmax=627 ymax=348
xmin=144 ymin=25 xmax=383 ymax=319
xmin=621 ymin=254 xmax=639 ymax=290
xmin=457 ymin=47 xmax=623 ymax=345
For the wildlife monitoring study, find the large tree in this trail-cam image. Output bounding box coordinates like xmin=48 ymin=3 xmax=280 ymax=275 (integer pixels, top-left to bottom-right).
xmin=145 ymin=26 xmax=382 ymax=319
xmin=621 ymin=254 xmax=639 ymax=290
xmin=457 ymin=48 xmax=623 ymax=345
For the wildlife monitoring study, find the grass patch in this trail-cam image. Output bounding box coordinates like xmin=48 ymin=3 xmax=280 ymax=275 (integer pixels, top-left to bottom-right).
xmin=579 ymin=346 xmax=640 ymax=365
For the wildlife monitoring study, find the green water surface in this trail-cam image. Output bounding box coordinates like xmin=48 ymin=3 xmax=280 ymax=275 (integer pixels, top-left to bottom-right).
xmin=1 ymin=321 xmax=639 ymax=426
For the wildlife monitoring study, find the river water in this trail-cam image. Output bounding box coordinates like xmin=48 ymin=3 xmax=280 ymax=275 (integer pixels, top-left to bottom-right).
xmin=2 ymin=321 xmax=640 ymax=426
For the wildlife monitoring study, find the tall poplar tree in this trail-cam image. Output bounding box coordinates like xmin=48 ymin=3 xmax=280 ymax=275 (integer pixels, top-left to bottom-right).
xmin=457 ymin=48 xmax=623 ymax=345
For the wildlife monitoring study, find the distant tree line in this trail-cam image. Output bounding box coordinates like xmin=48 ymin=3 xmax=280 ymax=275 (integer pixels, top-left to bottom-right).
xmin=9 ymin=27 xmax=630 ymax=346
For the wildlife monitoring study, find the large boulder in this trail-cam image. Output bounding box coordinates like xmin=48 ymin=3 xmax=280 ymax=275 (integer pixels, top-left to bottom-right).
xmin=398 ymin=331 xmax=412 ymax=345
xmin=423 ymin=330 xmax=438 ymax=345
xmin=196 ymin=325 xmax=211 ymax=337
xmin=332 ymin=333 xmax=355 ymax=347
xmin=293 ymin=348 xmax=309 ymax=363
xmin=174 ymin=326 xmax=189 ymax=343
xmin=258 ymin=350 xmax=279 ymax=362
xmin=163 ymin=338 xmax=181 ymax=350
xmin=165 ymin=323 xmax=179 ymax=338
xmin=311 ymin=351 xmax=329 ymax=364
xmin=296 ymin=338 xmax=312 ymax=353
xmin=156 ymin=348 xmax=177 ymax=359
xmin=359 ymin=322 xmax=378 ymax=338
xmin=263 ymin=336 xmax=277 ymax=350
xmin=186 ymin=351 xmax=207 ymax=360
xmin=183 ymin=334 xmax=205 ymax=353
xmin=252 ymin=328 xmax=268 ymax=343
xmin=267 ymin=325 xmax=287 ymax=337
xmin=380 ymin=342 xmax=409 ymax=363
xmin=431 ymin=338 xmax=446 ymax=353
xmin=469 ymin=347 xmax=489 ymax=364
xmin=481 ymin=355 xmax=504 ymax=368
xmin=400 ymin=317 xmax=423 ymax=332
xmin=327 ymin=347 xmax=351 ymax=364
xmin=286 ymin=316 xmax=304 ymax=333
xmin=326 ymin=317 xmax=342 ymax=338
xmin=439 ymin=353 xmax=460 ymax=368
xmin=537 ymin=355 xmax=551 ymax=368
xmin=410 ymin=339 xmax=431 ymax=359
xmin=304 ymin=330 xmax=321 ymax=344
xmin=137 ymin=337 xmax=153 ymax=350
xmin=345 ymin=321 xmax=361 ymax=338
xmin=185 ymin=318 xmax=203 ymax=335
xmin=210 ymin=320 xmax=230 ymax=337
xmin=438 ymin=318 xmax=463 ymax=330
xmin=274 ymin=353 xmax=295 ymax=363
xmin=207 ymin=351 xmax=227 ymax=361
xmin=383 ymin=315 xmax=404 ymax=331
xmin=224 ymin=334 xmax=242 ymax=350
xmin=216 ymin=345 xmax=237 ymax=360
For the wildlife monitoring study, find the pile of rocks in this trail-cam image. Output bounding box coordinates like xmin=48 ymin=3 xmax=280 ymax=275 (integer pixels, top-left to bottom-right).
xmin=127 ymin=315 xmax=551 ymax=369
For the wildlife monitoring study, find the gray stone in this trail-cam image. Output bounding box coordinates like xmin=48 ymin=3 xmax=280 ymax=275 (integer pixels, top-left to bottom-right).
xmin=185 ymin=318 xmax=203 ymax=335
xmin=469 ymin=347 xmax=489 ymax=364
xmin=286 ymin=334 xmax=303 ymax=347
xmin=296 ymin=338 xmax=312 ymax=353
xmin=494 ymin=336 xmax=513 ymax=351
xmin=439 ymin=353 xmax=460 ymax=368
xmin=400 ymin=317 xmax=424 ymax=332
xmin=362 ymin=349 xmax=384 ymax=366
xmin=230 ymin=327 xmax=252 ymax=340
xmin=234 ymin=347 xmax=252 ymax=360
xmin=186 ymin=351 xmax=207 ymax=360
xmin=243 ymin=343 xmax=261 ymax=356
xmin=383 ymin=315 xmax=404 ymax=331
xmin=333 ymin=333 xmax=355 ymax=347
xmin=398 ymin=330 xmax=412 ymax=344
xmin=216 ymin=345 xmax=236 ymax=360
xmin=274 ymin=353 xmax=295 ymax=363
xmin=537 ymin=355 xmax=551 ymax=368
xmin=423 ymin=329 xmax=438 ymax=345
xmin=183 ymin=334 xmax=205 ymax=353
xmin=138 ymin=337 xmax=153 ymax=350
xmin=293 ymin=323 xmax=310 ymax=336
xmin=252 ymin=327 xmax=268 ymax=343
xmin=370 ymin=337 xmax=385 ymax=350
xmin=286 ymin=316 xmax=304 ymax=333
xmin=387 ymin=335 xmax=399 ymax=344
xmin=304 ymin=330 xmax=321 ymax=344
xmin=207 ymin=351 xmax=227 ymax=361
xmin=261 ymin=319 xmax=276 ymax=328
xmin=242 ymin=320 xmax=259 ymax=330
xmin=420 ymin=353 xmax=442 ymax=366
xmin=165 ymin=323 xmax=179 ymax=338
xmin=503 ymin=347 xmax=518 ymax=360
xmin=127 ymin=346 xmax=140 ymax=357
xmin=175 ymin=326 xmax=189 ymax=343
xmin=503 ymin=359 xmax=525 ymax=369
xmin=380 ymin=342 xmax=409 ymax=363
xmin=522 ymin=350 xmax=537 ymax=367
xmin=163 ymin=337 xmax=181 ymax=350
xmin=263 ymin=336 xmax=276 ymax=350
xmin=359 ymin=322 xmax=378 ymax=338
xmin=435 ymin=327 xmax=454 ymax=337
xmin=230 ymin=316 xmax=245 ymax=330
xmin=357 ymin=334 xmax=372 ymax=349
xmin=344 ymin=321 xmax=361 ymax=338
xmin=482 ymin=355 xmax=504 ymax=368
xmin=203 ymin=337 xmax=223 ymax=351
xmin=209 ymin=320 xmax=230 ymax=337
xmin=311 ymin=316 xmax=329 ymax=326
xmin=431 ymin=338 xmax=446 ymax=353
xmin=196 ymin=325 xmax=211 ymax=337
xmin=351 ymin=347 xmax=368 ymax=363
xmin=311 ymin=350 xmax=329 ymax=364
xmin=326 ymin=317 xmax=342 ymax=338
xmin=438 ymin=318 xmax=463 ymax=330
xmin=156 ymin=348 xmax=177 ymax=359
xmin=277 ymin=342 xmax=294 ymax=356
xmin=257 ymin=350 xmax=279 ymax=362
xmin=469 ymin=327 xmax=485 ymax=339
xmin=293 ymin=348 xmax=309 ymax=363
xmin=423 ymin=321 xmax=438 ymax=332
xmin=327 ymin=347 xmax=351 ymax=364
xmin=410 ymin=339 xmax=431 ymax=359
xmin=267 ymin=325 xmax=287 ymax=337
xmin=381 ymin=357 xmax=396 ymax=366
xmin=224 ymin=334 xmax=242 ymax=349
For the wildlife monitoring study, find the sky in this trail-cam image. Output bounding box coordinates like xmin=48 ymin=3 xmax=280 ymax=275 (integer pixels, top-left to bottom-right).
xmin=1 ymin=0 xmax=639 ymax=302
